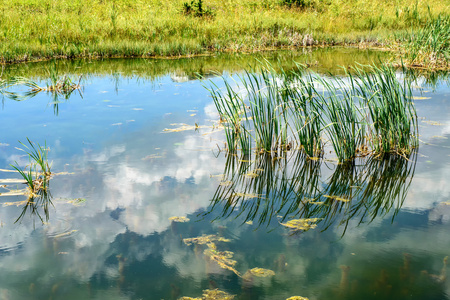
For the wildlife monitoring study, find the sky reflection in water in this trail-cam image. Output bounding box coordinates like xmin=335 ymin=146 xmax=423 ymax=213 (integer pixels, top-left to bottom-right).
xmin=0 ymin=52 xmax=449 ymax=300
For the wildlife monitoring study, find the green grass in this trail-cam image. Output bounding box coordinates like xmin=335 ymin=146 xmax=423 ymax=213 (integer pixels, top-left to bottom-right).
xmin=396 ymin=14 xmax=450 ymax=69
xmin=0 ymin=0 xmax=448 ymax=66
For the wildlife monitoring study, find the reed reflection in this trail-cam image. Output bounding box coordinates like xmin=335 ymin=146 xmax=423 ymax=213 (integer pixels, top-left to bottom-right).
xmin=205 ymin=151 xmax=417 ymax=234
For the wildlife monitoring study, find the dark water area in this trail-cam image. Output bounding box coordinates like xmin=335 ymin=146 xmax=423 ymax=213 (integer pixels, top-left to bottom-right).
xmin=0 ymin=48 xmax=449 ymax=300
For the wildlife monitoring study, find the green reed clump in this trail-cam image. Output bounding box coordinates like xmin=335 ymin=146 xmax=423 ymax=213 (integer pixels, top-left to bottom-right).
xmin=207 ymin=77 xmax=252 ymax=154
xmin=351 ymin=65 xmax=418 ymax=156
xmin=278 ymin=65 xmax=323 ymax=157
xmin=315 ymin=73 xmax=367 ymax=161
xmin=240 ymin=67 xmax=290 ymax=153
xmin=10 ymin=138 xmax=53 ymax=223
xmin=207 ymin=62 xmax=418 ymax=161
xmin=400 ymin=14 xmax=450 ymax=68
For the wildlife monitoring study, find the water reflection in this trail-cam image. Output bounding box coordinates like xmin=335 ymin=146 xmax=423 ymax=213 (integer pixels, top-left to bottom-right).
xmin=1 ymin=48 xmax=390 ymax=80
xmin=0 ymin=76 xmax=83 ymax=116
xmin=205 ymin=151 xmax=417 ymax=235
xmin=0 ymin=53 xmax=448 ymax=300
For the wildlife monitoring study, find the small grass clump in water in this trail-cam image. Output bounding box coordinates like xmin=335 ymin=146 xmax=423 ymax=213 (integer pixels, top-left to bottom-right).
xmin=10 ymin=138 xmax=52 ymax=223
xmin=206 ymin=62 xmax=418 ymax=161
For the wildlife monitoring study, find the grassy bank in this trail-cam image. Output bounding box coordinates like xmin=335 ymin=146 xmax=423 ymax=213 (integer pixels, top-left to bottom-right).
xmin=0 ymin=0 xmax=449 ymax=66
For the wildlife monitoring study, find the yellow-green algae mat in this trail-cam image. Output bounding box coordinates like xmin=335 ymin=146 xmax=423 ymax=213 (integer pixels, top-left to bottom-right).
xmin=178 ymin=288 xmax=235 ymax=300
xmin=280 ymin=218 xmax=322 ymax=232
xmin=178 ymin=289 xmax=309 ymax=299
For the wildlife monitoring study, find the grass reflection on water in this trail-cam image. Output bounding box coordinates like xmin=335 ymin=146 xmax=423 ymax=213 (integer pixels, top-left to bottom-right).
xmin=205 ymin=150 xmax=417 ymax=235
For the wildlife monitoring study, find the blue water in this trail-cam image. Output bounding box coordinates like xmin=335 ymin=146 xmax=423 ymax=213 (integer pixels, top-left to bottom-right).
xmin=0 ymin=54 xmax=449 ymax=300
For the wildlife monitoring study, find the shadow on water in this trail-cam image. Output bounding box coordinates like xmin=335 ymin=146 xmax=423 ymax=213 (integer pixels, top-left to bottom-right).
xmin=203 ymin=151 xmax=417 ymax=235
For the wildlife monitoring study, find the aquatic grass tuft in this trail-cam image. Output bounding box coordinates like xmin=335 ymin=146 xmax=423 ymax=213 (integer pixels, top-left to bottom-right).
xmin=315 ymin=73 xmax=366 ymax=161
xmin=351 ymin=64 xmax=418 ymax=156
xmin=281 ymin=67 xmax=323 ymax=157
xmin=206 ymin=62 xmax=418 ymax=161
xmin=10 ymin=138 xmax=53 ymax=223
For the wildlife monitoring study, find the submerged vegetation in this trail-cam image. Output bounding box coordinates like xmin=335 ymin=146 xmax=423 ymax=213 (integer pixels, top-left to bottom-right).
xmin=207 ymin=62 xmax=418 ymax=161
xmin=178 ymin=289 xmax=236 ymax=300
xmin=0 ymin=0 xmax=449 ymax=68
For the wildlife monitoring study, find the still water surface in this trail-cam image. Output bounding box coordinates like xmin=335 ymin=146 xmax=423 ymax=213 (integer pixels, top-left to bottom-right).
xmin=0 ymin=49 xmax=449 ymax=300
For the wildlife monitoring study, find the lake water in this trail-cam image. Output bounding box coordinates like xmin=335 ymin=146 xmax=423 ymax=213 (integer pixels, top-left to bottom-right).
xmin=0 ymin=48 xmax=449 ymax=300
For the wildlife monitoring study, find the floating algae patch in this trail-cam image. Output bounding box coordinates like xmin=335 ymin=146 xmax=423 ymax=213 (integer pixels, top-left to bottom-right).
xmin=53 ymin=229 xmax=78 ymax=239
xmin=323 ymin=195 xmax=350 ymax=202
xmin=179 ymin=288 xmax=235 ymax=300
xmin=238 ymin=159 xmax=254 ymax=163
xmin=2 ymin=200 xmax=29 ymax=207
xmin=244 ymin=172 xmax=259 ymax=178
xmin=421 ymin=120 xmax=444 ymax=126
xmin=141 ymin=154 xmax=164 ymax=160
xmin=52 ymin=172 xmax=75 ymax=176
xmin=183 ymin=234 xmax=231 ymax=246
xmin=280 ymin=218 xmax=322 ymax=232
xmin=0 ymin=185 xmax=28 ymax=197
xmin=248 ymin=267 xmax=275 ymax=277
xmin=163 ymin=123 xmax=210 ymax=132
xmin=64 ymin=198 xmax=87 ymax=206
xmin=231 ymin=192 xmax=262 ymax=199
xmin=410 ymin=96 xmax=431 ymax=100
xmin=169 ymin=216 xmax=190 ymax=222
xmin=0 ymin=178 xmax=27 ymax=184
xmin=0 ymin=168 xmax=17 ymax=173
xmin=210 ymin=174 xmax=225 ymax=179
xmin=204 ymin=242 xmax=241 ymax=277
